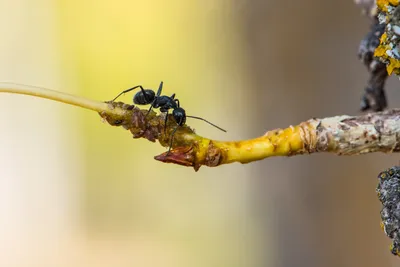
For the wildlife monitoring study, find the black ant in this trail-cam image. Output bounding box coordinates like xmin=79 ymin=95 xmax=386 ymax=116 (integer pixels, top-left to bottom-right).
xmin=111 ymin=81 xmax=227 ymax=153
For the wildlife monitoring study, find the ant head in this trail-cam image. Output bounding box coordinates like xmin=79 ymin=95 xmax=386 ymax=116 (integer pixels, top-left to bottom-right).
xmin=172 ymin=107 xmax=186 ymax=126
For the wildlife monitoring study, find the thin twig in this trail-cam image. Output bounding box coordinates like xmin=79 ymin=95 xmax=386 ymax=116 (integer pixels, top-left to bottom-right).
xmin=0 ymin=82 xmax=125 ymax=116
xmin=1 ymin=83 xmax=400 ymax=171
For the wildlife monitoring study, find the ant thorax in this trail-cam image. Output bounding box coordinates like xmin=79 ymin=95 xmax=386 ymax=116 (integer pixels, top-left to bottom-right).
xmin=153 ymin=95 xmax=177 ymax=110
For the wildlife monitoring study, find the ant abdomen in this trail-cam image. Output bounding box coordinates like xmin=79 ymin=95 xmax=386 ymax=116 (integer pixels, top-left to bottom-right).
xmin=133 ymin=89 xmax=155 ymax=105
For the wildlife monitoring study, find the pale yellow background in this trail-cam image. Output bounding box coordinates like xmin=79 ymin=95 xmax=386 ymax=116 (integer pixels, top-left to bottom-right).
xmin=0 ymin=1 xmax=399 ymax=267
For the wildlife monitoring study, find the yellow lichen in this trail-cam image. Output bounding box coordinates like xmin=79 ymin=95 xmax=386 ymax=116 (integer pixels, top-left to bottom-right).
xmin=390 ymin=244 xmax=400 ymax=256
xmin=390 ymin=0 xmax=400 ymax=6
xmin=377 ymin=0 xmax=400 ymax=11
xmin=374 ymin=33 xmax=388 ymax=58
xmin=373 ymin=46 xmax=387 ymax=58
xmin=387 ymin=57 xmax=400 ymax=74
xmin=374 ymin=33 xmax=400 ymax=75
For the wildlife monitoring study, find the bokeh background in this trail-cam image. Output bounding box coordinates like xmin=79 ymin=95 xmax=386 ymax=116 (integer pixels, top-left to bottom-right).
xmin=0 ymin=0 xmax=399 ymax=266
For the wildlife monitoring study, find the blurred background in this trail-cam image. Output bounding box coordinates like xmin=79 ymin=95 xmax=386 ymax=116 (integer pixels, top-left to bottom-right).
xmin=0 ymin=0 xmax=399 ymax=266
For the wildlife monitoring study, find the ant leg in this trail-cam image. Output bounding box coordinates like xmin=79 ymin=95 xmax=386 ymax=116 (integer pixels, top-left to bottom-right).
xmin=145 ymin=81 xmax=163 ymax=116
xmin=164 ymin=111 xmax=169 ymax=133
xmin=111 ymin=85 xmax=144 ymax=102
xmin=144 ymin=81 xmax=162 ymax=117
xmin=166 ymin=126 xmax=179 ymax=155
xmin=146 ymin=104 xmax=154 ymax=116
xmin=174 ymin=98 xmax=180 ymax=107
xmin=156 ymin=81 xmax=164 ymax=97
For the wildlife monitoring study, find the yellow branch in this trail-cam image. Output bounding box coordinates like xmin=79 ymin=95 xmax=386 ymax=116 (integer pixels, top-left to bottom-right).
xmin=1 ymin=83 xmax=400 ymax=171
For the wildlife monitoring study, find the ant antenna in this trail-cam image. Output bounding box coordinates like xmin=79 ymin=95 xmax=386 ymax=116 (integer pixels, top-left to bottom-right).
xmin=186 ymin=115 xmax=227 ymax=132
xmin=111 ymin=85 xmax=144 ymax=102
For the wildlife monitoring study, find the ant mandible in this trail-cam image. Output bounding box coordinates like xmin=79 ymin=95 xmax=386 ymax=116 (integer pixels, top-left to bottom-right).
xmin=111 ymin=81 xmax=227 ymax=153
